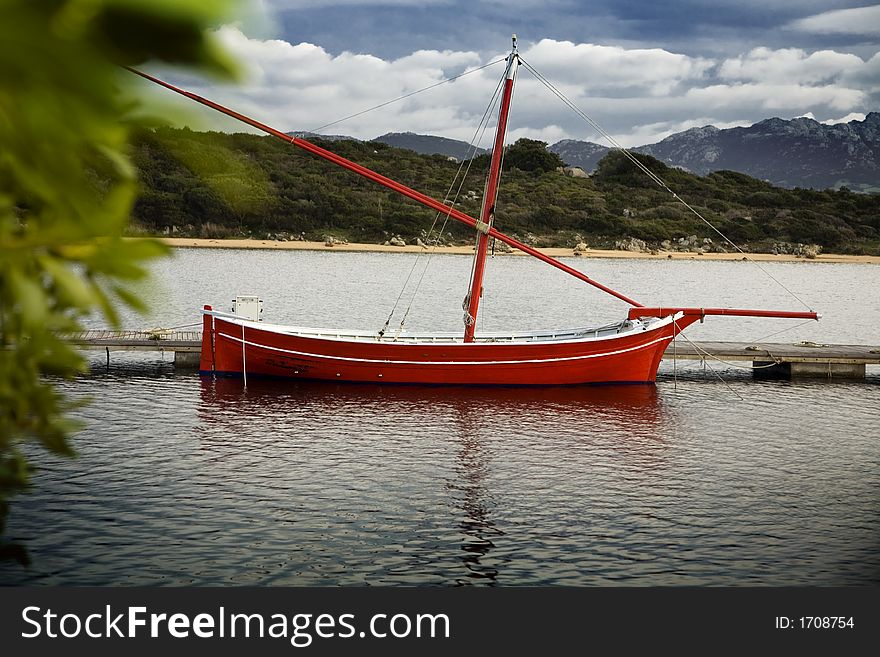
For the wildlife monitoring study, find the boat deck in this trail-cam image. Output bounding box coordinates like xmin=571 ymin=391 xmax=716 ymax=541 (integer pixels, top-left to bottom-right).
xmin=65 ymin=330 xmax=880 ymax=379
xmin=262 ymin=320 xmax=644 ymax=344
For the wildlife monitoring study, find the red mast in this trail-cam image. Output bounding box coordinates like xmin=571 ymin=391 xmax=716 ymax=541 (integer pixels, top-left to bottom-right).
xmin=463 ymin=36 xmax=519 ymax=343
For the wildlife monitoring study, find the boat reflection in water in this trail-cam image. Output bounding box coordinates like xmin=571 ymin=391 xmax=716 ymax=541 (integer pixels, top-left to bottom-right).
xmin=197 ymin=378 xmax=672 ymax=585
xmin=197 ymin=378 xmax=666 ymax=433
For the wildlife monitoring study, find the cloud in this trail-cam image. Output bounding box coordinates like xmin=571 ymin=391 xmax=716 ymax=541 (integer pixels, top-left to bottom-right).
xmin=787 ymin=5 xmax=880 ymax=36
xmin=797 ymin=110 xmax=871 ymax=124
xmin=205 ymin=26 xmax=487 ymax=139
xmin=719 ymin=47 xmax=864 ymax=84
xmin=150 ymin=29 xmax=876 ymax=149
xmin=260 ymin=0 xmax=880 ymax=62
xmin=686 ymin=83 xmax=865 ymax=112
xmin=843 ymin=51 xmax=880 ymax=90
xmin=522 ymin=39 xmax=713 ymax=96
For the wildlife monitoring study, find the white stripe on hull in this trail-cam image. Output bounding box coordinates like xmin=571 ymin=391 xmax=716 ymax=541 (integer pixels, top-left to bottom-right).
xmin=216 ymin=331 xmax=672 ymax=366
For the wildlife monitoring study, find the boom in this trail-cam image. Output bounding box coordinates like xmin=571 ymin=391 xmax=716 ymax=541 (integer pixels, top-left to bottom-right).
xmin=125 ymin=66 xmax=643 ymax=308
xmin=126 ymin=66 xmax=819 ymax=324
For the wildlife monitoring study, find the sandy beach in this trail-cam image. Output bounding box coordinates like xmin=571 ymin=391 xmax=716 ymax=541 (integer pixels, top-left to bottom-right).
xmin=152 ymin=237 xmax=880 ymax=265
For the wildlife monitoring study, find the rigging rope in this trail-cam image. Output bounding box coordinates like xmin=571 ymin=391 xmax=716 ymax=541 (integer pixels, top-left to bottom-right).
xmin=301 ymin=52 xmax=819 ymax=342
xmin=402 ymin=84 xmax=503 ymax=333
xmin=307 ymin=58 xmax=506 ymax=136
xmin=518 ymin=58 xmax=815 ymax=313
xmin=463 ymin=92 xmax=512 ymax=334
xmin=379 ymin=69 xmax=508 ymax=337
xmin=747 ymin=318 xmax=817 ymax=346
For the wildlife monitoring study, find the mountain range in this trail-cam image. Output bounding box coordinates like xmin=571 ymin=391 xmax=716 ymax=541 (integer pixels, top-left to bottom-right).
xmin=369 ymin=114 xmax=878 ymax=192
xmin=374 ymin=132 xmax=489 ymax=160
xmin=131 ymin=125 xmax=880 ymax=255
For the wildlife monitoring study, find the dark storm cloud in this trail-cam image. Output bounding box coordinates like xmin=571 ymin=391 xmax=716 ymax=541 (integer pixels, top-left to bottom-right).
xmin=152 ymin=2 xmax=876 ymax=147
xmin=265 ymin=1 xmax=877 ymax=59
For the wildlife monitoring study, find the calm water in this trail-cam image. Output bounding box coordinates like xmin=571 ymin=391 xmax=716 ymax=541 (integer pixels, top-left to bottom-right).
xmin=2 ymin=248 xmax=878 ymax=586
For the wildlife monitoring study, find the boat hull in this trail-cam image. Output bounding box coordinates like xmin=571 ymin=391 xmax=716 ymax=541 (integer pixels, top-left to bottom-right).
xmin=199 ymin=310 xmax=697 ymax=386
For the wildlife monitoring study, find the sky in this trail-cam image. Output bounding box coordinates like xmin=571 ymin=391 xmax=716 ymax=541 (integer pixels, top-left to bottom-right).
xmin=147 ymin=1 xmax=880 ymax=148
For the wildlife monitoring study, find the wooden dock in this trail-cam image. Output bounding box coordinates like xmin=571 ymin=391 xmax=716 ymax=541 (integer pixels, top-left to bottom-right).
xmin=66 ymin=330 xmax=880 ymax=379
xmin=661 ymin=340 xmax=879 ymax=379
xmin=67 ymin=329 xmax=202 ymax=367
xmin=68 ymin=329 xmax=203 ymax=352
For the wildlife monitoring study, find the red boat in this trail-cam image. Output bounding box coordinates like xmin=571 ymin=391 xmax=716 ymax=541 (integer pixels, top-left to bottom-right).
xmin=130 ymin=37 xmax=818 ymax=386
xmin=199 ymin=310 xmax=701 ymax=385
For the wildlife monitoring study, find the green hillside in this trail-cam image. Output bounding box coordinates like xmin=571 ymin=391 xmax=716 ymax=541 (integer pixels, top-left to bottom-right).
xmin=129 ymin=127 xmax=880 ymax=255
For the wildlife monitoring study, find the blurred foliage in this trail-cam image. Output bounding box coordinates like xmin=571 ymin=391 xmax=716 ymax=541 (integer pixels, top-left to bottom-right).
xmin=129 ymin=129 xmax=880 ymax=254
xmin=0 ymin=0 xmax=236 ymax=564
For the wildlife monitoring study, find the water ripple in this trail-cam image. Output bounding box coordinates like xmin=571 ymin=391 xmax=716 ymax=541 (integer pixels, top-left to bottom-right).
xmin=2 ymin=251 xmax=879 ymax=586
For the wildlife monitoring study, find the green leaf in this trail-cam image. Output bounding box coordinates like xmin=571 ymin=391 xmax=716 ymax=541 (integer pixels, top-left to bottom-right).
xmin=7 ymin=268 xmax=49 ymax=329
xmin=38 ymin=255 xmax=98 ymax=311
xmin=0 ymin=0 xmax=240 ymax=564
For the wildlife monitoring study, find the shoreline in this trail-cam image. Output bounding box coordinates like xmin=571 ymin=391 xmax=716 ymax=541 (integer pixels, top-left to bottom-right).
xmin=151 ymin=237 xmax=880 ymax=265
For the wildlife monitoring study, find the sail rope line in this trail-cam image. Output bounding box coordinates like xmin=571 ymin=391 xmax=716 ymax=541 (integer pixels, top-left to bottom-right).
xmin=467 ymin=104 xmax=511 ymax=334
xmin=460 ymin=60 xmax=517 ymax=331
xmin=376 ymin=83 xmax=503 ymax=337
xmin=749 ymin=317 xmax=817 ymax=345
xmin=395 ymin=74 xmax=508 ymax=338
xmin=293 ymin=58 xmax=508 ymax=339
xmin=306 ymin=58 xmax=506 ymax=136
xmin=518 ymin=58 xmax=815 ymax=313
xmin=689 ymin=317 xmax=818 ymax=371
xmin=376 ymin=72 xmax=507 ymax=338
xmin=518 ymin=61 xmax=821 ymax=370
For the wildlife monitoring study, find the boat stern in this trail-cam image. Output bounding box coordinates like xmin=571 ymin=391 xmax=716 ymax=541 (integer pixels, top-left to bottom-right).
xmin=199 ymin=305 xmax=214 ymax=376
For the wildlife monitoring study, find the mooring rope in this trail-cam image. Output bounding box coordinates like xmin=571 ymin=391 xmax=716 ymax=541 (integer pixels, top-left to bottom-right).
xmin=241 ymin=323 xmax=248 ymax=388
xmin=673 ymin=319 xmax=814 ymax=370
xmin=672 ymin=318 xmax=678 ymax=390
xmin=670 ymin=325 xmax=783 ymax=373
xmin=670 ymin=321 xmax=744 ymax=399
xmin=143 ymin=322 xmax=202 ymax=332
